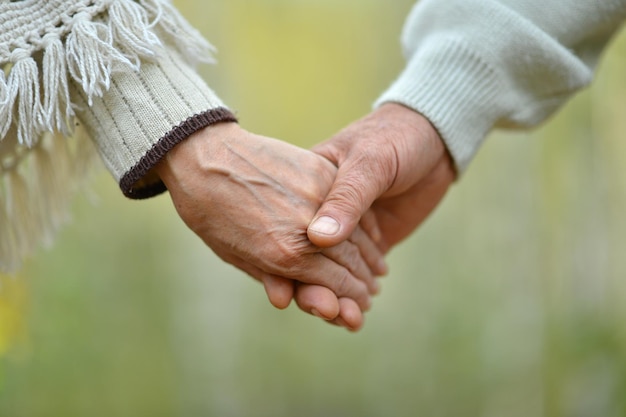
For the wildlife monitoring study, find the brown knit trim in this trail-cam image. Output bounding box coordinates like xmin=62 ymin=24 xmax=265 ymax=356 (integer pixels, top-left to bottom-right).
xmin=120 ymin=107 xmax=238 ymax=199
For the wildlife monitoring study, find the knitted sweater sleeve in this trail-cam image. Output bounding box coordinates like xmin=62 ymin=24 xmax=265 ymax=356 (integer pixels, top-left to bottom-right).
xmin=1 ymin=0 xmax=235 ymax=200
xmin=0 ymin=0 xmax=235 ymax=271
xmin=69 ymin=2 xmax=237 ymax=199
xmin=72 ymin=42 xmax=236 ymax=200
xmin=375 ymin=0 xmax=626 ymax=173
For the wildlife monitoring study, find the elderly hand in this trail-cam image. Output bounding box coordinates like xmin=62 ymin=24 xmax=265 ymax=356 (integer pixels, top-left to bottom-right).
xmin=294 ymin=103 xmax=456 ymax=329
xmin=155 ymin=122 xmax=386 ymax=318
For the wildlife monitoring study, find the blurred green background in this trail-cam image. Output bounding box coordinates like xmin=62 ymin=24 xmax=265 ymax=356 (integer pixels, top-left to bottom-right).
xmin=2 ymin=1 xmax=626 ymax=416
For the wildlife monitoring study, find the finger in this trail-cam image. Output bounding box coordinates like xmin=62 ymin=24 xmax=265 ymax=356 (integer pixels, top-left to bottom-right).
xmin=227 ymin=245 xmax=371 ymax=311
xmin=294 ymin=283 xmax=340 ymax=320
xmin=297 ymin=254 xmax=372 ymax=311
xmin=294 ymin=286 xmax=365 ymax=332
xmin=335 ymin=297 xmax=364 ymax=331
xmin=261 ymin=274 xmax=295 ymax=310
xmin=360 ymin=209 xmax=383 ymax=247
xmin=349 ymin=225 xmax=388 ymax=277
xmin=372 ymin=153 xmax=455 ymax=250
xmin=307 ymin=149 xmax=391 ymax=249
xmin=324 ymin=298 xmax=365 ymax=331
xmin=225 ymin=255 xmax=295 ymax=310
xmin=322 ymin=239 xmax=379 ymax=295
xmin=310 ymin=139 xmax=338 ymax=164
xmin=234 ymin=250 xmax=371 ymax=312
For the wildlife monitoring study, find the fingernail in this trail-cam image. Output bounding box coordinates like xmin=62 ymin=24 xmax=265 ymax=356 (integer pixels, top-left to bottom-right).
xmin=311 ymin=308 xmax=325 ymax=319
xmin=371 ymin=227 xmax=382 ymax=243
xmin=364 ymin=296 xmax=372 ymax=312
xmin=309 ymin=216 xmax=340 ymax=236
xmin=377 ymin=259 xmax=389 ymax=276
xmin=335 ymin=317 xmax=352 ymax=330
xmin=371 ymin=280 xmax=381 ymax=295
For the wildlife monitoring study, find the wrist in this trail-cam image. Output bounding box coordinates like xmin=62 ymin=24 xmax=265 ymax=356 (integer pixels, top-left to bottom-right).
xmin=377 ymin=102 xmax=457 ymax=181
xmin=376 ymin=103 xmax=444 ymax=153
xmin=155 ymin=121 xmax=243 ymax=186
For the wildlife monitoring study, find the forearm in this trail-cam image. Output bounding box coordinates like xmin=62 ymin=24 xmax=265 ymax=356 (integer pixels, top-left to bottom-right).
xmin=376 ymin=0 xmax=626 ymax=173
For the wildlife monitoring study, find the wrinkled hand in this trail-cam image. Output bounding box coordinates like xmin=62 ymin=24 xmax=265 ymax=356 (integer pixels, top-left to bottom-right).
xmin=295 ymin=103 xmax=457 ymax=327
xmin=154 ymin=122 xmax=385 ymax=320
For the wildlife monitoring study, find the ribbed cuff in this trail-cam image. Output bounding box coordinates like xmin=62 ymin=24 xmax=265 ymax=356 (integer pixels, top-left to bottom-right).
xmin=73 ymin=45 xmax=231 ymax=198
xmin=120 ymin=107 xmax=237 ymax=199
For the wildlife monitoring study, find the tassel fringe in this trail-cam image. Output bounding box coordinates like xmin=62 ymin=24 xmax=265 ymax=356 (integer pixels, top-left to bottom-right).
xmin=137 ymin=0 xmax=217 ymax=64
xmin=1 ymin=128 xmax=100 ymax=273
xmin=0 ymin=0 xmax=215 ymax=273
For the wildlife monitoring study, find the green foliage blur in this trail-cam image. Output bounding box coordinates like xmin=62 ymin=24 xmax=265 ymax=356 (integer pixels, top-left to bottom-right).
xmin=2 ymin=1 xmax=626 ymax=416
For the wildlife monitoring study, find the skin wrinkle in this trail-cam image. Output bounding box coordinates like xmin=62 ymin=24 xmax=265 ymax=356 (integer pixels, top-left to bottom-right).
xmin=363 ymin=117 xmax=402 ymax=196
xmin=386 ymin=135 xmax=402 ymax=196
xmin=380 ymin=111 xmax=425 ymax=197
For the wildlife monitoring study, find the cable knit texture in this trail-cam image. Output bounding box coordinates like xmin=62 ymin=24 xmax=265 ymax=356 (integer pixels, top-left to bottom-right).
xmin=0 ymin=0 xmax=234 ymax=272
xmin=376 ymin=0 xmax=626 ymax=173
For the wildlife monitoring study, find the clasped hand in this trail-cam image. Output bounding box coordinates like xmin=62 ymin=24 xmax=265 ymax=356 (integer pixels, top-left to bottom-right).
xmin=156 ymin=104 xmax=456 ymax=331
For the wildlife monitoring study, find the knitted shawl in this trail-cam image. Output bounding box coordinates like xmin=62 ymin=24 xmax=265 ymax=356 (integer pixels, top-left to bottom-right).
xmin=0 ymin=0 xmax=215 ymax=272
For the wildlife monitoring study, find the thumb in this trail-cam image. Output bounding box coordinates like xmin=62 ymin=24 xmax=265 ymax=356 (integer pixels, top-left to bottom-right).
xmin=308 ymin=154 xmax=388 ymax=248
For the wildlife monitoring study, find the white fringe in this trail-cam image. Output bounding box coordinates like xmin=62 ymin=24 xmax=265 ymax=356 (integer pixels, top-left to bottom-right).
xmin=0 ymin=0 xmax=216 ymax=273
xmin=42 ymin=35 xmax=74 ymax=136
xmin=138 ymin=0 xmax=216 ymax=64
xmin=12 ymin=54 xmax=46 ymax=147
xmin=0 ymin=128 xmax=100 ymax=273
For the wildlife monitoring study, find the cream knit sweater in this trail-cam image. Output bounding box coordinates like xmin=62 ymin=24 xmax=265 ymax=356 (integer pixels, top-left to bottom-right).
xmin=376 ymin=0 xmax=626 ymax=172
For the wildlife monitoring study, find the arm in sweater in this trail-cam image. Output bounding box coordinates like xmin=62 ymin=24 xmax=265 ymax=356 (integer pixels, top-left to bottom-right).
xmin=308 ymin=0 xmax=626 ymax=250
xmin=72 ymin=45 xmax=236 ymax=199
xmin=0 ymin=1 xmax=244 ymax=270
xmin=376 ymin=0 xmax=626 ymax=172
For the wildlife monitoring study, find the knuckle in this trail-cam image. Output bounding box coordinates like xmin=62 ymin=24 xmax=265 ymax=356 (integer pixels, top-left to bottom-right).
xmin=345 ymin=246 xmax=363 ymax=274
xmin=334 ymin=152 xmax=395 ymax=203
xmin=271 ymin=233 xmax=314 ymax=274
xmin=274 ymin=245 xmax=301 ymax=271
xmin=334 ymin=269 xmax=367 ymax=303
xmin=325 ymin=181 xmax=368 ymax=218
xmin=333 ymin=270 xmax=352 ymax=296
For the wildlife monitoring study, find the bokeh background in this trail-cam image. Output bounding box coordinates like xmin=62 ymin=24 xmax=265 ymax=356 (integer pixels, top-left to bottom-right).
xmin=2 ymin=1 xmax=626 ymax=416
